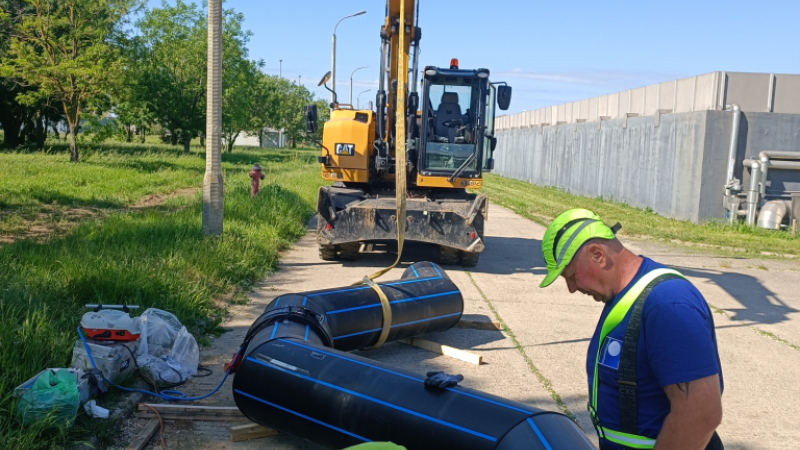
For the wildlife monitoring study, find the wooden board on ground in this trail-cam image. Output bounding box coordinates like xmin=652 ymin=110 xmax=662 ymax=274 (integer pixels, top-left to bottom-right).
xmin=125 ymin=419 xmax=160 ymax=450
xmin=454 ymin=318 xmax=502 ymax=331
xmin=398 ymin=337 xmax=482 ymax=365
xmin=137 ymin=404 xmax=247 ymax=422
xmin=230 ymin=423 xmax=281 ymax=442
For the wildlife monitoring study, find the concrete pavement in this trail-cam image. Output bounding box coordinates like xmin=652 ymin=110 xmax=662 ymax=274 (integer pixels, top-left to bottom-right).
xmin=138 ymin=204 xmax=800 ymax=449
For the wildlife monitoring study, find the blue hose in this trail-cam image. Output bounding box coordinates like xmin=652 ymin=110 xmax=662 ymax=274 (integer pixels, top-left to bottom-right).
xmin=77 ymin=327 xmax=237 ymax=402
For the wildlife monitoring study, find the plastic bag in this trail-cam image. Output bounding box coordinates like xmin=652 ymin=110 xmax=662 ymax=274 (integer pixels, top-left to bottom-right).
xmin=137 ymin=308 xmax=198 ymax=383
xmin=16 ymin=369 xmax=81 ymax=426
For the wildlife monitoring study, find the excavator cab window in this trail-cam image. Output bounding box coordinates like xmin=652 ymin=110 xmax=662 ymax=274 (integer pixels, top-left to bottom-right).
xmin=421 ymin=75 xmax=482 ymax=174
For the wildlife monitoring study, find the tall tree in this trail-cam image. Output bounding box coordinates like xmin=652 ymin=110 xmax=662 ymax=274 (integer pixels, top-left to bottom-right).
xmin=0 ymin=0 xmax=135 ymax=161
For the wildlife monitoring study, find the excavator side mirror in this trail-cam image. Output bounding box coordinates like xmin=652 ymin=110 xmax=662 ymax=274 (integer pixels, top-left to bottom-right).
xmin=497 ymin=85 xmax=512 ymax=111
xmin=304 ymin=104 xmax=318 ymax=133
xmin=317 ymin=71 xmax=331 ymax=87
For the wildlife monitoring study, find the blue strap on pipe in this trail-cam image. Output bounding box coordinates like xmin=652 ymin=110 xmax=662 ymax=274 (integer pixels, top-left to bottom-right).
xmin=77 ymin=327 xmax=238 ymax=402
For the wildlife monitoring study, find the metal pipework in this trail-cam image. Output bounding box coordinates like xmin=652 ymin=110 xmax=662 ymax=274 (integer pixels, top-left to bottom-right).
xmin=757 ymin=200 xmax=790 ymax=230
xmin=742 ymin=159 xmax=761 ymax=226
xmin=725 ymin=104 xmax=742 ymax=191
xmin=759 ymin=151 xmax=800 ymax=196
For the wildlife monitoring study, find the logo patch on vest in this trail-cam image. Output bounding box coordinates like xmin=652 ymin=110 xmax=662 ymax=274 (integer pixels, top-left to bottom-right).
xmin=598 ymin=337 xmax=622 ymax=370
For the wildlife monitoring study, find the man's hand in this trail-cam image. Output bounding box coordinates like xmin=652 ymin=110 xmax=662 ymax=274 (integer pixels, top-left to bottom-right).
xmin=654 ymin=373 xmax=722 ymax=450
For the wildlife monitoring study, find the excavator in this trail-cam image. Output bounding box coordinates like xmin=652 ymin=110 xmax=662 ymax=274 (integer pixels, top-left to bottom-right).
xmin=304 ymin=0 xmax=511 ymax=267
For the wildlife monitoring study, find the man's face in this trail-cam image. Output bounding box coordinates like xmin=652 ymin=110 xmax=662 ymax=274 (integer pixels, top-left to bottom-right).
xmin=561 ymin=245 xmax=613 ymax=303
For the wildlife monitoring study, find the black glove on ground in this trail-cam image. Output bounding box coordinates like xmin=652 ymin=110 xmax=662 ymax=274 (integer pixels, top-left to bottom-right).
xmin=424 ymin=371 xmax=464 ymax=389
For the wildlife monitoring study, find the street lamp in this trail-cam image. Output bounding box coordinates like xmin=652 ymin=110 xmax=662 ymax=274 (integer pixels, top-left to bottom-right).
xmin=279 ymin=59 xmax=282 ymax=78
xmin=357 ymin=89 xmax=371 ymax=110
xmin=331 ymin=10 xmax=366 ymax=108
xmin=349 ymin=66 xmax=368 ymax=106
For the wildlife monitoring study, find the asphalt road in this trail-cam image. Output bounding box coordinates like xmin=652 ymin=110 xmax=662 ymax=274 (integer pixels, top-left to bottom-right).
xmin=136 ymin=204 xmax=800 ymax=450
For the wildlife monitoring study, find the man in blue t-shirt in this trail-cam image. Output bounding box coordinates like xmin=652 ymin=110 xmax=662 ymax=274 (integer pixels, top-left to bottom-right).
xmin=539 ymin=209 xmax=724 ymax=450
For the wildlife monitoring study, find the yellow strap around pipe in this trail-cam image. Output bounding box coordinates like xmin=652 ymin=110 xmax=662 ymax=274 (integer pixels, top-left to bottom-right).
xmin=352 ymin=0 xmax=409 ymax=349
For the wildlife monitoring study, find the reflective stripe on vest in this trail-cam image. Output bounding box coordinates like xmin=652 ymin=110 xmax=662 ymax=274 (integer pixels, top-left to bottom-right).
xmin=589 ymin=267 xmax=684 ymax=449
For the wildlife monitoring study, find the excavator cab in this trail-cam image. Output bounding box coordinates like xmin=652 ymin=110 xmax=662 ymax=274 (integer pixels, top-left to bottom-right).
xmin=417 ymin=65 xmax=511 ymax=188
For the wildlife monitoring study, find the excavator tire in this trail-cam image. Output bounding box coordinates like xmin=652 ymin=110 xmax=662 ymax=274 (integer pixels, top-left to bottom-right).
xmin=459 ymin=251 xmax=480 ymax=267
xmin=437 ymin=246 xmax=460 ymax=265
xmin=319 ymin=244 xmax=337 ymax=261
xmin=339 ymin=243 xmax=360 ymax=260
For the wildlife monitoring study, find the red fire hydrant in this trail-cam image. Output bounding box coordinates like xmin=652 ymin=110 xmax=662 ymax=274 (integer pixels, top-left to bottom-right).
xmin=249 ymin=163 xmax=265 ymax=198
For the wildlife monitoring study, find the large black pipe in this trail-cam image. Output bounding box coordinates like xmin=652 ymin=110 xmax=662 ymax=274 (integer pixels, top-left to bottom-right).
xmin=232 ymin=262 xmax=596 ymax=449
xmin=233 ymin=338 xmax=594 ymax=449
xmin=243 ymin=261 xmax=463 ymax=352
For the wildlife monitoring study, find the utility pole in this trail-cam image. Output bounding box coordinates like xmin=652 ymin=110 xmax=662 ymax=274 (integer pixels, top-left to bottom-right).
xmin=279 ymin=59 xmax=282 ymax=78
xmin=331 ymin=11 xmax=366 ymax=109
xmin=202 ymin=0 xmax=223 ymax=236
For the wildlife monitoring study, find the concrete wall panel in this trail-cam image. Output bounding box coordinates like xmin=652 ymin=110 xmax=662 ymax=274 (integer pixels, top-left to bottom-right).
xmin=726 ymin=72 xmax=771 ymax=112
xmin=772 ymin=75 xmax=800 ymax=114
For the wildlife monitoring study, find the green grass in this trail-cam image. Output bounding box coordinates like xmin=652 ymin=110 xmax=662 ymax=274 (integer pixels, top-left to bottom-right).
xmin=0 ymin=142 xmax=323 ymax=448
xmin=482 ymin=174 xmax=800 ymax=258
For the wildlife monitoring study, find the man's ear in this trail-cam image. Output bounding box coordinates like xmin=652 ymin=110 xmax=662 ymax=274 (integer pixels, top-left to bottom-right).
xmin=584 ymin=242 xmax=605 ymax=265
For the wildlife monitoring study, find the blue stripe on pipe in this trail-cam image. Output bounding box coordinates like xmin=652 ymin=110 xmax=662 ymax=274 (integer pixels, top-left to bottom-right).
xmin=245 ymin=357 xmax=496 ymax=442
xmin=302 ymin=297 xmax=307 ymax=306
xmin=305 ymin=276 xmax=443 ymax=299
xmin=326 ymin=290 xmax=460 ymax=315
xmin=304 ymin=325 xmax=309 ymax=341
xmin=332 ymin=328 xmax=383 ymax=340
xmin=234 ymin=389 xmax=371 ymax=442
xmin=274 ymin=298 xmax=281 ymax=306
xmin=527 ymin=418 xmax=553 ymax=450
xmin=568 ymin=419 xmax=597 ymax=449
xmin=411 ymin=265 xmax=419 ymax=278
xmin=390 ymin=312 xmax=461 ymax=328
xmin=279 ymin=339 xmax=532 ymax=415
xmin=332 ymin=312 xmax=462 ymax=340
xmin=270 ymin=323 xmax=278 ymax=339
xmin=432 ymin=264 xmax=442 ymax=277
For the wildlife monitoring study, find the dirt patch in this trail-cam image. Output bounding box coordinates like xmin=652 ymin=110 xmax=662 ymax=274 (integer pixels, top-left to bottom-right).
xmin=0 ymin=188 xmax=199 ymax=247
xmin=131 ymin=187 xmax=198 ymax=210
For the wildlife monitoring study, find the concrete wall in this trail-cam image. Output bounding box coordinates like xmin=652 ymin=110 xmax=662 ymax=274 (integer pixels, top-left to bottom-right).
xmin=496 ymin=72 xmax=800 ymax=131
xmin=494 ymin=111 xmax=800 ymax=223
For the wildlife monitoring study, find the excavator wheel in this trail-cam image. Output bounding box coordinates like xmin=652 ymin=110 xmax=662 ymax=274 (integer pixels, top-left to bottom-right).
xmin=339 ymin=243 xmax=360 ymax=260
xmin=319 ymin=244 xmax=337 ymax=261
xmin=459 ymin=251 xmax=480 ymax=267
xmin=437 ymin=246 xmax=460 ymax=265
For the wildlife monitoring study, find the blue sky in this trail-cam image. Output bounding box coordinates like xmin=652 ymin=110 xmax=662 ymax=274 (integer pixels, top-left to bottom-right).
xmin=145 ymin=0 xmax=800 ymax=115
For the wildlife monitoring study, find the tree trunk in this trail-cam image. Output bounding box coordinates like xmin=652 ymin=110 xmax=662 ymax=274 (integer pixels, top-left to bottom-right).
xmin=35 ymin=117 xmax=46 ymax=150
xmin=182 ymin=134 xmax=191 ymax=154
xmin=0 ymin=116 xmax=24 ymax=148
xmin=124 ymin=124 xmax=132 ymax=142
xmin=68 ymin=124 xmax=79 ymax=162
xmin=227 ymin=132 xmax=239 ymax=153
xmin=171 ymin=131 xmax=178 ymax=146
xmin=199 ymin=132 xmax=205 ymax=147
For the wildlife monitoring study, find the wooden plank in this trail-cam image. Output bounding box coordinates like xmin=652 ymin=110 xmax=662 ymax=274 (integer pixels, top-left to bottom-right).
xmin=230 ymin=423 xmax=281 ymax=442
xmin=137 ymin=404 xmax=242 ymax=416
xmin=137 ymin=411 xmax=247 ymax=422
xmin=397 ymin=338 xmax=482 ymax=365
xmin=454 ymin=319 xmax=502 ymax=331
xmin=125 ymin=419 xmax=159 ymax=450
xmin=137 ymin=404 xmax=247 ymax=422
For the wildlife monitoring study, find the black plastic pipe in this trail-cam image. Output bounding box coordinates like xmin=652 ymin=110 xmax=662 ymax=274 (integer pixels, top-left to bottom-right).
xmin=233 ymin=338 xmax=595 ymax=449
xmin=232 ymin=262 xmax=596 ymax=449
xmin=242 ymin=261 xmax=463 ymax=352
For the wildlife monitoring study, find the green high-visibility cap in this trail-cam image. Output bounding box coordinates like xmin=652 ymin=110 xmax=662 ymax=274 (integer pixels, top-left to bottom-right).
xmin=539 ymin=208 xmax=619 ymax=288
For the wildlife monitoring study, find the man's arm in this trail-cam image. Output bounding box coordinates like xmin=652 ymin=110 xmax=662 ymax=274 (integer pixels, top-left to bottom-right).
xmin=653 ymin=373 xmax=722 ymax=450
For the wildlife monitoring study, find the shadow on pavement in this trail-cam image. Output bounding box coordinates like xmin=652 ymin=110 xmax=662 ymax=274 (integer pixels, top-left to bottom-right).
xmin=676 ymin=266 xmax=798 ymax=325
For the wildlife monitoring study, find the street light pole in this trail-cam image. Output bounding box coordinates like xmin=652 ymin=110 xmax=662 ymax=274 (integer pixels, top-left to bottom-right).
xmin=349 ymin=66 xmax=368 ymax=106
xmin=279 ymin=59 xmax=282 ymax=78
xmin=357 ymin=89 xmax=371 ymax=110
xmin=331 ymin=10 xmax=366 ymax=109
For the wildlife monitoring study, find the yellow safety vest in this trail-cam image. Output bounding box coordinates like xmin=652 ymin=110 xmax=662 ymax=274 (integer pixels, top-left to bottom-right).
xmin=588 ymin=268 xmax=685 ymax=449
